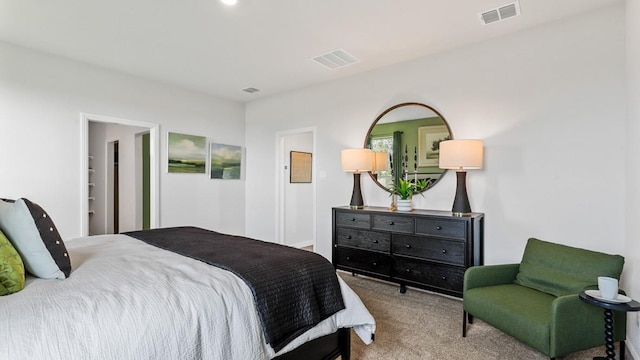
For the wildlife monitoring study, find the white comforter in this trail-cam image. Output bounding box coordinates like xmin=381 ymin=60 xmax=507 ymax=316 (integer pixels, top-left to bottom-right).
xmin=0 ymin=234 xmax=375 ymax=360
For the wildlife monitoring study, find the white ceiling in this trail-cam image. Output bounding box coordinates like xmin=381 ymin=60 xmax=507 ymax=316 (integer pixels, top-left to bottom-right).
xmin=0 ymin=0 xmax=621 ymax=103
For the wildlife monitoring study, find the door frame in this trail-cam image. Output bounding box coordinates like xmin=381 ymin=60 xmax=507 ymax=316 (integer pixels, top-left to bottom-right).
xmin=80 ymin=113 xmax=160 ymax=236
xmin=275 ymin=127 xmax=317 ymax=248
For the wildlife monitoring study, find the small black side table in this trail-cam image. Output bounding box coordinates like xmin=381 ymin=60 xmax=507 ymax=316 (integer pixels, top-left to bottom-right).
xmin=579 ymin=290 xmax=640 ymax=360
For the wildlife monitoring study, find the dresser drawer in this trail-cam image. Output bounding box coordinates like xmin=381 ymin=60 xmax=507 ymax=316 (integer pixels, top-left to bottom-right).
xmin=415 ymin=217 xmax=466 ymax=239
xmin=335 ymin=228 xmax=390 ymax=252
xmin=372 ymin=214 xmax=414 ymax=233
xmin=335 ymin=211 xmax=370 ymax=229
xmin=392 ymin=235 xmax=465 ymax=265
xmin=393 ymin=257 xmax=465 ymax=292
xmin=335 ymin=247 xmax=392 ymax=276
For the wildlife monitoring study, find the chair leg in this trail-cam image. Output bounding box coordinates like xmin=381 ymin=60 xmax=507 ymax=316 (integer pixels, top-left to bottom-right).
xmin=462 ymin=311 xmax=467 ymax=337
xmin=468 ymin=313 xmax=474 ymax=324
xmin=620 ymin=340 xmax=625 ymax=360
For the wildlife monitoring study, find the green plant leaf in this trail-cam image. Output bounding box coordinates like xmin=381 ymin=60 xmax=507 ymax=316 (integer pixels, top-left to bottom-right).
xmin=390 ymin=178 xmax=432 ymax=199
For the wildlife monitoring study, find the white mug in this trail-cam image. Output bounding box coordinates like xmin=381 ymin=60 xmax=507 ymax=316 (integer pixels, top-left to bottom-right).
xmin=597 ymin=276 xmax=618 ymax=300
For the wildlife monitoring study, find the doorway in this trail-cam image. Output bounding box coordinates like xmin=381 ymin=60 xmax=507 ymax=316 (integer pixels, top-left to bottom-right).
xmin=276 ymin=128 xmax=316 ymax=249
xmin=106 ymin=140 xmax=119 ymax=234
xmin=81 ymin=113 xmax=159 ymax=236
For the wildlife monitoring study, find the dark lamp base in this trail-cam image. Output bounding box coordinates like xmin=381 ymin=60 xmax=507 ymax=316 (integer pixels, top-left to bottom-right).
xmin=452 ymin=171 xmax=472 ymax=216
xmin=349 ymin=172 xmax=365 ymax=209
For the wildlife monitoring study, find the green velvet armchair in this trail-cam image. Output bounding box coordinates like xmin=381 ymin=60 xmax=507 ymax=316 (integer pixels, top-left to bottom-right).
xmin=463 ymin=238 xmax=626 ymax=359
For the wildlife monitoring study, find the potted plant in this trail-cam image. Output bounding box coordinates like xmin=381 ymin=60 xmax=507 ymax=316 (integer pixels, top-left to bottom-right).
xmin=391 ymin=178 xmax=430 ymax=211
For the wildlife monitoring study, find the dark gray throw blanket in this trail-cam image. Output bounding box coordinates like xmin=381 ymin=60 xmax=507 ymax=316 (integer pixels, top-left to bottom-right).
xmin=123 ymin=226 xmax=345 ymax=352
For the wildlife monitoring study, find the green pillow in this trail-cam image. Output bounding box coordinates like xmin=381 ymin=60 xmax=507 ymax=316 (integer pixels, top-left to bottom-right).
xmin=0 ymin=229 xmax=26 ymax=295
xmin=514 ymin=238 xmax=624 ymax=297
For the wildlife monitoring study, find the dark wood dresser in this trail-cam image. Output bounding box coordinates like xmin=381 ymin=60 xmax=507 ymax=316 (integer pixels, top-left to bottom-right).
xmin=332 ymin=206 xmax=484 ymax=298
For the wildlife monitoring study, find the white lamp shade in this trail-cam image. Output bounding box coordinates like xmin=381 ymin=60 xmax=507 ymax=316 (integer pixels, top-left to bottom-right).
xmin=341 ymin=148 xmax=374 ymax=173
xmin=439 ymin=140 xmax=483 ymax=170
xmin=372 ymin=151 xmax=389 ymax=172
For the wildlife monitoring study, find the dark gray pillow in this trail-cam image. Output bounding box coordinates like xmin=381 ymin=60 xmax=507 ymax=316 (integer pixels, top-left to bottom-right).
xmin=0 ymin=198 xmax=70 ymax=279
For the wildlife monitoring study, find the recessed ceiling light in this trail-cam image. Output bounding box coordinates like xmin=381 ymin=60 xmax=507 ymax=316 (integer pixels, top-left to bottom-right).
xmin=221 ymin=0 xmax=237 ymax=5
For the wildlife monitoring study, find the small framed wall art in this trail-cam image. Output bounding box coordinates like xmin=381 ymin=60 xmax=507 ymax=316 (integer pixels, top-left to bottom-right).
xmin=290 ymin=151 xmax=312 ymax=183
xmin=210 ymin=143 xmax=242 ymax=180
xmin=167 ymin=132 xmax=207 ymax=173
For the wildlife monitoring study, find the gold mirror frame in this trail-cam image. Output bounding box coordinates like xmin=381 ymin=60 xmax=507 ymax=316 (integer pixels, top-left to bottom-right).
xmin=364 ymin=102 xmax=453 ymax=194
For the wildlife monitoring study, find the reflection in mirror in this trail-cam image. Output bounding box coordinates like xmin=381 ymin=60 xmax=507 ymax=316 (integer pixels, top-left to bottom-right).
xmin=364 ymin=102 xmax=452 ymax=193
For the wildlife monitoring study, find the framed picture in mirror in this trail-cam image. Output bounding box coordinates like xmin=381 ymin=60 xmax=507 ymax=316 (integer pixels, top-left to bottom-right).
xmin=418 ymin=125 xmax=450 ymax=167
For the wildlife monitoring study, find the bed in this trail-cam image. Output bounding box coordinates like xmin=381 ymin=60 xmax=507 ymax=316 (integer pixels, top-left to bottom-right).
xmin=0 ymin=208 xmax=375 ymax=360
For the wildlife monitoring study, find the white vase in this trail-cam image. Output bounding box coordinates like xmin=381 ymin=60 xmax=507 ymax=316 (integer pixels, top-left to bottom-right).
xmin=396 ymin=199 xmax=413 ymax=212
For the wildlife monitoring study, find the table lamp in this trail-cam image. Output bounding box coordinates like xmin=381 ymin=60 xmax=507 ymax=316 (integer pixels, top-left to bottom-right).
xmin=372 ymin=151 xmax=389 ymax=178
xmin=341 ymin=148 xmax=374 ymax=209
xmin=438 ymin=140 xmax=483 ymax=216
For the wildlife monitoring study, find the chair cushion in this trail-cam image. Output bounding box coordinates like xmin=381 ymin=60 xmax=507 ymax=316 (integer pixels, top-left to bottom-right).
xmin=464 ymin=283 xmax=555 ymax=353
xmin=514 ymin=238 xmax=624 ymax=297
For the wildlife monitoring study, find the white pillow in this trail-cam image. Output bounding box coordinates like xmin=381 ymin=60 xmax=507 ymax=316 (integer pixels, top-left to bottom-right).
xmin=0 ymin=198 xmax=70 ymax=279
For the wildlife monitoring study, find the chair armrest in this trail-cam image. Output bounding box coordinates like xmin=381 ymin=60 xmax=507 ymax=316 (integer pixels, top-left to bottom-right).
xmin=463 ymin=263 xmax=520 ymax=292
xmin=551 ymin=294 xmax=627 ymax=356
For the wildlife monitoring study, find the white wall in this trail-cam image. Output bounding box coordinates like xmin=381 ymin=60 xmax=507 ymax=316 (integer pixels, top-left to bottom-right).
xmin=246 ymin=5 xmax=626 ymax=265
xmin=283 ymin=132 xmax=314 ymax=247
xmin=625 ymin=0 xmax=640 ymax=356
xmin=0 ymin=42 xmax=246 ymax=239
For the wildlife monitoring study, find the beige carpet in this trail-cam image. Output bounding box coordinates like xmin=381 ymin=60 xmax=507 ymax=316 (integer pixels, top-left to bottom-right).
xmin=340 ymin=272 xmax=626 ymax=360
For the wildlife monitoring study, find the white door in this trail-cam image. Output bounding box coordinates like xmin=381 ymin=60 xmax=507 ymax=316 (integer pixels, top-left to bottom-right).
xmin=277 ymin=129 xmax=316 ymax=249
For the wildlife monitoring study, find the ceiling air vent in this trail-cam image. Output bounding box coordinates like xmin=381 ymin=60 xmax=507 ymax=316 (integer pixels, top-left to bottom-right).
xmin=242 ymin=87 xmax=260 ymax=94
xmin=480 ymin=1 xmax=520 ymax=25
xmin=312 ymin=49 xmax=359 ymax=70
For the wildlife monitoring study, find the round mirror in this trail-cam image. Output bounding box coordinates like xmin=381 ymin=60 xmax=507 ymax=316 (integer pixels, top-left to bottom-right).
xmin=364 ymin=102 xmax=452 ymax=193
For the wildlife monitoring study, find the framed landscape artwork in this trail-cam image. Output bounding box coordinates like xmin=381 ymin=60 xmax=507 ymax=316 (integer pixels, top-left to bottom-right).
xmin=290 ymin=151 xmax=312 ymax=183
xmin=210 ymin=143 xmax=242 ymax=180
xmin=418 ymin=125 xmax=451 ymax=167
xmin=167 ymin=132 xmax=207 ymax=173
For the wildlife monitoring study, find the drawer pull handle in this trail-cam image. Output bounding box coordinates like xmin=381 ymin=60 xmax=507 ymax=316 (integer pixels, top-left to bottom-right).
xmin=346 ymin=235 xmax=352 ymax=240
xmin=389 ymin=221 xmax=395 ymax=226
xmin=405 ymin=269 xmax=411 ymax=273
xmin=346 ymin=256 xmax=351 ymax=261
xmin=405 ymin=244 xmax=411 ymax=249
xmin=350 ymin=218 xmax=356 ymax=222
xmin=442 ymin=249 xmax=447 ymax=254
xmin=373 ymin=240 xmax=379 ymax=244
xmin=372 ymin=262 xmax=377 ymax=266
xmin=442 ymin=276 xmax=447 ymax=280
xmin=436 ymin=226 xmax=442 ymax=230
